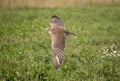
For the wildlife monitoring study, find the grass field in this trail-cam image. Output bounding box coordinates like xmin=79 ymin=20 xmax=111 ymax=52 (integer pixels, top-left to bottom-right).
xmin=0 ymin=0 xmax=119 ymax=8
xmin=0 ymin=5 xmax=120 ymax=81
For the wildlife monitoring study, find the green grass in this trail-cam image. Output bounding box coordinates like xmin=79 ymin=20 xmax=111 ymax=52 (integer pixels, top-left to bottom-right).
xmin=0 ymin=5 xmax=120 ymax=81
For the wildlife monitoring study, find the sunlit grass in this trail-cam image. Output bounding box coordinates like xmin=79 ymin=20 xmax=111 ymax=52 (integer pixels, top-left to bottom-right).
xmin=0 ymin=5 xmax=120 ymax=81
xmin=0 ymin=0 xmax=119 ymax=8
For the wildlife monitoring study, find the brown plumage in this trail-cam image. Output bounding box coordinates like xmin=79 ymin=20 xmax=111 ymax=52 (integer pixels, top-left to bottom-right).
xmin=46 ymin=15 xmax=77 ymax=69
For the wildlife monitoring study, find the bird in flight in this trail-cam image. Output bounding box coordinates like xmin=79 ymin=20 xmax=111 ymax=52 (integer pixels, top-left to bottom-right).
xmin=46 ymin=15 xmax=77 ymax=69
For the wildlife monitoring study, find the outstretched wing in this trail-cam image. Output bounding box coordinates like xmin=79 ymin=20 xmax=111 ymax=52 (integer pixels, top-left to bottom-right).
xmin=64 ymin=31 xmax=77 ymax=38
xmin=50 ymin=15 xmax=65 ymax=29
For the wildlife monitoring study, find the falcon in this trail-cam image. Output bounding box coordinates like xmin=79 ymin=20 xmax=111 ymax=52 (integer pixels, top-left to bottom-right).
xmin=46 ymin=15 xmax=77 ymax=69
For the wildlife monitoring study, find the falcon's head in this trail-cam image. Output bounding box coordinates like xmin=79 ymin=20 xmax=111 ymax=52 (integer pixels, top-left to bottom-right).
xmin=50 ymin=15 xmax=65 ymax=29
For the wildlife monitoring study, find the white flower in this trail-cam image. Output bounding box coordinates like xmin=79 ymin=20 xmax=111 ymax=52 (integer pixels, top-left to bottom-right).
xmin=113 ymin=51 xmax=117 ymax=54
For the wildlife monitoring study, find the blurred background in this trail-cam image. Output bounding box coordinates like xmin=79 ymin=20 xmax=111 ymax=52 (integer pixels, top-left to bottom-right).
xmin=0 ymin=0 xmax=120 ymax=81
xmin=0 ymin=0 xmax=120 ymax=8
